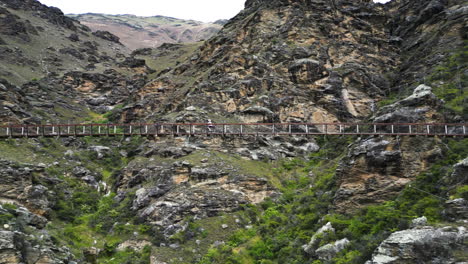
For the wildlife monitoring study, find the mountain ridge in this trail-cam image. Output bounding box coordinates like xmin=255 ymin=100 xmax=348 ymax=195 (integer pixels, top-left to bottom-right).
xmin=68 ymin=13 xmax=224 ymax=50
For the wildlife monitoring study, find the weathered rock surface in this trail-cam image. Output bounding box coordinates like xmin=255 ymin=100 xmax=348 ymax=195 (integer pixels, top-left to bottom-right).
xmin=115 ymin=145 xmax=278 ymax=235
xmin=366 ymin=225 xmax=468 ymax=264
xmin=0 ymin=204 xmax=74 ymax=263
xmin=334 ymin=136 xmax=444 ymax=213
xmin=443 ymin=198 xmax=468 ymax=222
xmin=0 ymin=159 xmax=52 ymax=216
xmin=315 ymin=238 xmax=350 ymax=261
xmin=125 ymin=0 xmax=399 ymax=124
xmin=374 ymin=84 xmax=442 ymax=123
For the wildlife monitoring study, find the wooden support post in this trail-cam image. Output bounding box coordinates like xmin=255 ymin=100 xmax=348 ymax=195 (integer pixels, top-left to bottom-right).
xmin=426 ymin=125 xmax=430 ymax=135
xmin=83 ymin=126 xmax=86 ymax=135
xmin=114 ymin=126 xmax=117 ymax=134
xmin=52 ymin=126 xmax=56 ymax=135
xmin=339 ymin=125 xmax=343 ymax=133
xmin=36 ymin=127 xmax=40 ymax=136
xmin=129 ymin=125 xmax=132 ymax=135
xmin=6 ymin=127 xmax=10 ymax=137
xmin=356 ymin=125 xmax=360 ymax=133
xmin=288 ymin=124 xmax=292 ymax=134
xmin=145 ymin=125 xmax=148 ymax=135
xmin=464 ymin=125 xmax=466 ymax=135
xmin=409 ymin=125 xmax=412 ymax=134
xmin=21 ymin=127 xmax=24 ymax=136
xmin=374 ymin=125 xmax=377 ymax=134
xmin=67 ymin=125 xmax=70 ymax=135
xmin=306 ymin=124 xmax=309 ymax=134
xmin=391 ymin=125 xmax=394 ymax=134
xmin=176 ymin=125 xmax=180 ymax=135
xmin=98 ymin=126 xmax=101 ymax=134
xmin=445 ymin=125 xmax=448 ymax=135
xmin=240 ymin=125 xmax=243 ymax=135
xmin=223 ymin=125 xmax=227 ymax=136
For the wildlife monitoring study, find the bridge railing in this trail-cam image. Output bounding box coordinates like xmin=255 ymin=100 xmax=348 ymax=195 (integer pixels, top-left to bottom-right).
xmin=0 ymin=123 xmax=466 ymax=138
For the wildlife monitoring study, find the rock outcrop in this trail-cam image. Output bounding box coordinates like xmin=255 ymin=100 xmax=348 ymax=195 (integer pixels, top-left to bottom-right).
xmin=367 ymin=225 xmax=468 ymax=264
xmin=333 ymin=136 xmax=444 ymax=213
xmin=0 ymin=159 xmax=52 ymax=216
xmin=0 ymin=204 xmax=74 ymax=263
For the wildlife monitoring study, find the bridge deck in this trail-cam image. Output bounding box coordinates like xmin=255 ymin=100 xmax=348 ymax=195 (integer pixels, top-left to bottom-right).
xmin=0 ymin=123 xmax=466 ymax=138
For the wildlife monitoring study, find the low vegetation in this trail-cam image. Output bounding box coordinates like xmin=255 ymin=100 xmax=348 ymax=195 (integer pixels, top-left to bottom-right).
xmin=196 ymin=137 xmax=468 ymax=263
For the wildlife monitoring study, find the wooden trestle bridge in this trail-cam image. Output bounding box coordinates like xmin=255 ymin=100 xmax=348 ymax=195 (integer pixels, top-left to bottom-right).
xmin=0 ymin=123 xmax=466 ymax=138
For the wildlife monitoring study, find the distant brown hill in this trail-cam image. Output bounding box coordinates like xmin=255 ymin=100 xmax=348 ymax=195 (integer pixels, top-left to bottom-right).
xmin=69 ymin=13 xmax=225 ymax=50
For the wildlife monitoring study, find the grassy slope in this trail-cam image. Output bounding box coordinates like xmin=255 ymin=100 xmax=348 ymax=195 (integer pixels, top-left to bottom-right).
xmin=0 ymin=8 xmax=129 ymax=86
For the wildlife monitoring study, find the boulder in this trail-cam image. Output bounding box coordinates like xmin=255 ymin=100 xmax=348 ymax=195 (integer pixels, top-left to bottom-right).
xmin=367 ymin=226 xmax=467 ymax=264
xmin=315 ymin=238 xmax=351 ymax=261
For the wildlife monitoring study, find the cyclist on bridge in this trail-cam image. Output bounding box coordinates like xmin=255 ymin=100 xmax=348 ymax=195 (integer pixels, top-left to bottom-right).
xmin=207 ymin=119 xmax=215 ymax=132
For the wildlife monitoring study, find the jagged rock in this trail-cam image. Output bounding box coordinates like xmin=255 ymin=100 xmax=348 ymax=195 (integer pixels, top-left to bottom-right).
xmin=0 ymin=160 xmax=52 ymax=215
xmin=0 ymin=205 xmax=74 ymax=263
xmin=334 ymin=137 xmax=444 ymax=213
xmin=0 ymin=231 xmax=22 ymax=263
xmin=410 ymin=216 xmax=427 ymax=227
xmin=68 ymin=33 xmax=80 ymax=42
xmin=132 ymin=48 xmax=152 ymax=56
xmin=289 ymin=59 xmax=328 ymax=84
xmin=315 ymin=238 xmax=350 ymax=261
xmin=375 ymin=85 xmax=441 ymax=123
xmin=366 ymin=226 xmax=468 ymax=264
xmin=443 ymin=198 xmax=468 ymax=221
xmin=89 ymin=145 xmax=111 ymax=159
xmin=119 ymin=57 xmax=146 ymax=68
xmin=444 ymin=158 xmax=468 ymax=191
xmin=303 ymin=222 xmax=335 ymax=255
xmin=92 ymin=30 xmax=121 ymax=44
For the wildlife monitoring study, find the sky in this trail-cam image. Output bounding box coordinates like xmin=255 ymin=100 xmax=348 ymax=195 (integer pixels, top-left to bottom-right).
xmin=38 ymin=0 xmax=391 ymax=23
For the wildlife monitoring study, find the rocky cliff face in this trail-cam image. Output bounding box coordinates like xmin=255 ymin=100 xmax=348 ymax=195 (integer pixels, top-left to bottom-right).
xmin=125 ymin=0 xmax=402 ymax=125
